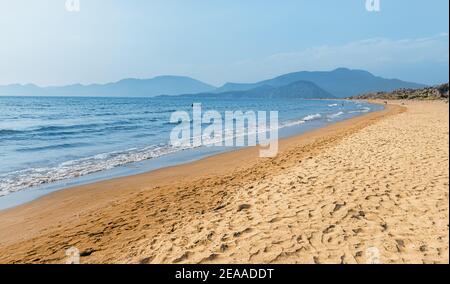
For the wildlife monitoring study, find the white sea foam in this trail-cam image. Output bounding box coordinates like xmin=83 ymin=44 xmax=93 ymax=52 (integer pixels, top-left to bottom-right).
xmin=327 ymin=111 xmax=344 ymax=119
xmin=0 ymin=144 xmax=184 ymax=196
xmin=302 ymin=113 xmax=322 ymax=121
xmin=349 ymin=107 xmax=371 ymax=114
xmin=280 ymin=119 xmax=306 ymax=128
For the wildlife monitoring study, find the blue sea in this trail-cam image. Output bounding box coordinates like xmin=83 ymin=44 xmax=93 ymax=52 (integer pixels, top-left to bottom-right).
xmin=0 ymin=96 xmax=382 ymax=209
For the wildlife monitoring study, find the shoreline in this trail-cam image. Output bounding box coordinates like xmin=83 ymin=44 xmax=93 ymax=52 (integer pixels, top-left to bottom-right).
xmin=0 ymin=102 xmax=391 ymax=214
xmin=2 ymin=100 xmax=448 ymax=264
xmin=0 ymin=101 xmax=382 ymax=211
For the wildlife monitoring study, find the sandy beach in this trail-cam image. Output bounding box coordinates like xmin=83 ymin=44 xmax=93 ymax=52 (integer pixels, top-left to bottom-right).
xmin=0 ymin=100 xmax=448 ymax=264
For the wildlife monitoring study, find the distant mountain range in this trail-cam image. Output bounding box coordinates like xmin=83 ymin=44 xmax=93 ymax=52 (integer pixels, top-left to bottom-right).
xmin=0 ymin=68 xmax=427 ymax=98
xmin=0 ymin=76 xmax=216 ymax=97
xmin=214 ymin=68 xmax=426 ymax=98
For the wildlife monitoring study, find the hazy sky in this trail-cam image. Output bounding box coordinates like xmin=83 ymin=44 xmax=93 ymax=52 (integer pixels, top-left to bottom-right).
xmin=0 ymin=0 xmax=448 ymax=86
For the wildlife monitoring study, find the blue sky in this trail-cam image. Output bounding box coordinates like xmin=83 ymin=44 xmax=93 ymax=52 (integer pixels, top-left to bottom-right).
xmin=0 ymin=0 xmax=448 ymax=86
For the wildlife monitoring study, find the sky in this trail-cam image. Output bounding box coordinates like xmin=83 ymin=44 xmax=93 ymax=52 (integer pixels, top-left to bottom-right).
xmin=0 ymin=0 xmax=448 ymax=87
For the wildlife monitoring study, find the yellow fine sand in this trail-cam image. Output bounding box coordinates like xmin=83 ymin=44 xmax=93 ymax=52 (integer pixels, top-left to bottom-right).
xmin=0 ymin=101 xmax=448 ymax=264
